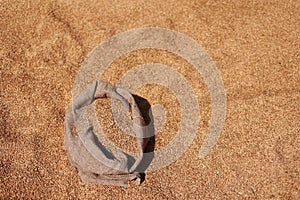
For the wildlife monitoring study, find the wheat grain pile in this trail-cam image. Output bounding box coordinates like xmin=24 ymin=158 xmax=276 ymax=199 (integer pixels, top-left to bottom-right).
xmin=0 ymin=0 xmax=299 ymax=199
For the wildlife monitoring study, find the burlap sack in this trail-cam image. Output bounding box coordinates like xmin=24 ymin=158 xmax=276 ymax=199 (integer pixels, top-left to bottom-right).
xmin=64 ymin=80 xmax=154 ymax=186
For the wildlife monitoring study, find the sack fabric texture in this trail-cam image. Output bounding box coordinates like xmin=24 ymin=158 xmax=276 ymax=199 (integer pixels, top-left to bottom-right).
xmin=64 ymin=80 xmax=153 ymax=186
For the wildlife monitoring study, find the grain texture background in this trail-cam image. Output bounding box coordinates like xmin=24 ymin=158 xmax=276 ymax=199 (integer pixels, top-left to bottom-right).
xmin=0 ymin=0 xmax=299 ymax=199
